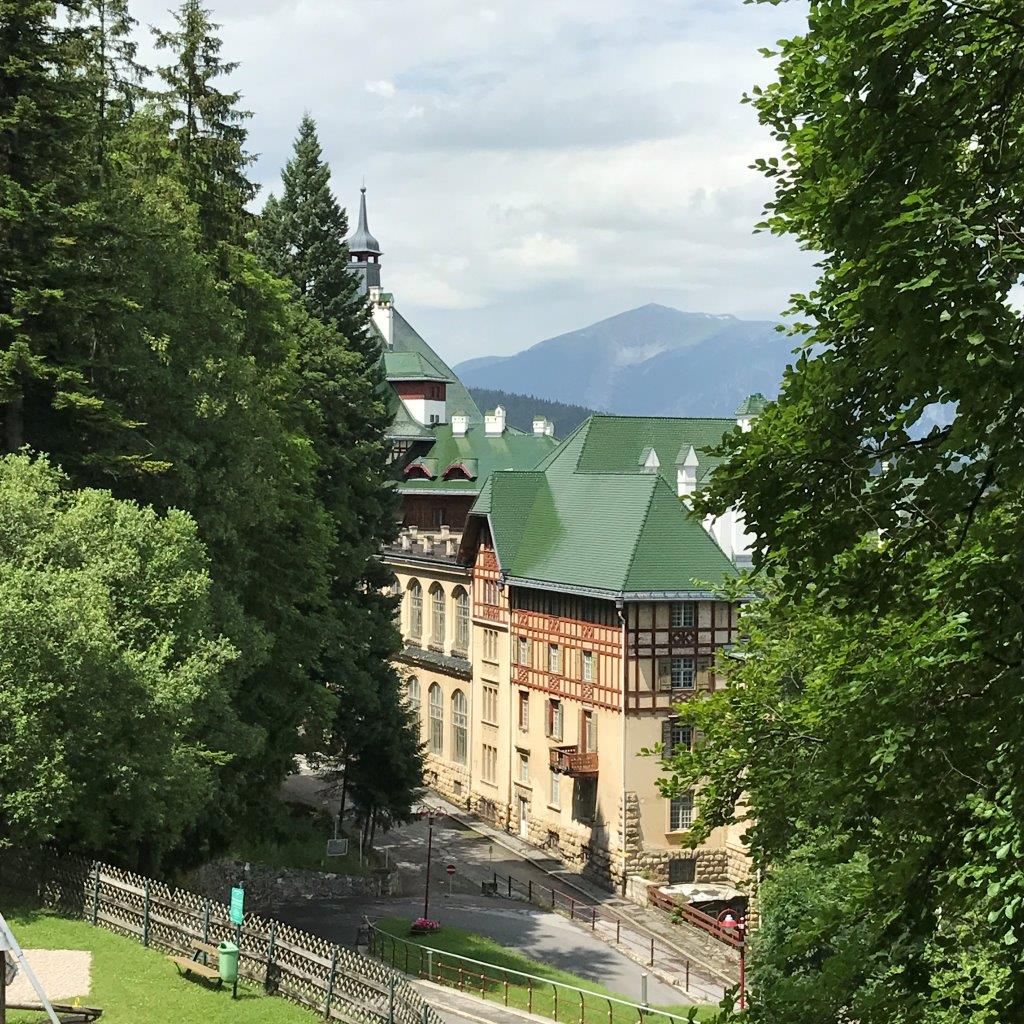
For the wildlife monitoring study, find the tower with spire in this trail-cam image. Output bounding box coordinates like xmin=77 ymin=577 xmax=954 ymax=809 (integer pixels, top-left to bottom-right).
xmin=346 ymin=186 xmax=382 ymax=293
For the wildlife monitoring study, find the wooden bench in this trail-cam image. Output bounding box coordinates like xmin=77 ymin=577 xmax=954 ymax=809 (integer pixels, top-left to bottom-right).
xmin=168 ymin=938 xmax=223 ymax=987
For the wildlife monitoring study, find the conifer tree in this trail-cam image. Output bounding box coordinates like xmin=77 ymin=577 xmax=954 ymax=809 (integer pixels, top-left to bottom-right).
xmin=153 ymin=0 xmax=255 ymax=247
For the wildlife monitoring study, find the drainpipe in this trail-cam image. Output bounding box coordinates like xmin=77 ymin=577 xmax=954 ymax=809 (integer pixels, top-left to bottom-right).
xmin=617 ymin=599 xmax=627 ymax=897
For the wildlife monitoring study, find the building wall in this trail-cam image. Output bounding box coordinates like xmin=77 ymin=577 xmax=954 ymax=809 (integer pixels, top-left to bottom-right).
xmin=401 ymin=495 xmax=475 ymax=530
xmin=386 ymin=539 xmax=752 ymax=895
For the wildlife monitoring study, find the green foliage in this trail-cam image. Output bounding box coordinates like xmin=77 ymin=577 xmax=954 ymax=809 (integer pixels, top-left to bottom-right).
xmin=468 ymin=387 xmax=598 ymax=436
xmin=0 ymin=454 xmax=237 ymax=859
xmin=660 ymin=1 xmax=1024 ymax=1020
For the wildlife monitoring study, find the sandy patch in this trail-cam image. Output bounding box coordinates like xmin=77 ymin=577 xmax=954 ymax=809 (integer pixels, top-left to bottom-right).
xmin=7 ymin=949 xmax=92 ymax=1002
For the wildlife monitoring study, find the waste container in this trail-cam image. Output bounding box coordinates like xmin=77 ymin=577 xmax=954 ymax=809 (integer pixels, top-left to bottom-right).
xmin=218 ymin=940 xmax=239 ymax=983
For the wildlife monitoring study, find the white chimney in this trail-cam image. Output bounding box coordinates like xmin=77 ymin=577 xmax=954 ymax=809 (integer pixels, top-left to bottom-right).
xmin=533 ymin=416 xmax=553 ymax=437
xmin=451 ymin=412 xmax=469 ymax=437
xmin=640 ymin=448 xmax=660 ymax=474
xmin=370 ymin=291 xmax=393 ymax=348
xmin=485 ymin=406 xmax=506 ymax=436
xmin=677 ymin=445 xmax=699 ymax=499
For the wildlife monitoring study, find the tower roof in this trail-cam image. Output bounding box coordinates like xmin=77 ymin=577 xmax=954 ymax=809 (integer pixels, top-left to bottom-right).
xmin=347 ymin=186 xmax=382 ymax=255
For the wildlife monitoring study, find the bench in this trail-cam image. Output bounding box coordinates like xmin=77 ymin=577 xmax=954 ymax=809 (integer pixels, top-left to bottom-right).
xmin=168 ymin=938 xmax=223 ymax=986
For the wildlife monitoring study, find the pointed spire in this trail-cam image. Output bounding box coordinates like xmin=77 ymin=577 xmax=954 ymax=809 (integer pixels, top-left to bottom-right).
xmin=347 ymin=186 xmax=382 ymax=256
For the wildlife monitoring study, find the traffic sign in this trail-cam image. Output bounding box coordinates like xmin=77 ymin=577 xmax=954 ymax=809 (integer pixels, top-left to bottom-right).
xmin=229 ymin=886 xmax=245 ymax=925
xmin=446 ymin=864 xmax=456 ymax=876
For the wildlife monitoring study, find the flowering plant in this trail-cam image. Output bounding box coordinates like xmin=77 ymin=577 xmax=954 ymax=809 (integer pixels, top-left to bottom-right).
xmin=410 ymin=918 xmax=441 ymax=933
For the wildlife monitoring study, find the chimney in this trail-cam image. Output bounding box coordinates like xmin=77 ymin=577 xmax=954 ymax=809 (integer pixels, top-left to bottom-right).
xmin=485 ymin=406 xmax=506 ymax=436
xmin=451 ymin=412 xmax=469 ymax=437
xmin=445 ymin=538 xmax=457 ymax=558
xmin=639 ymin=448 xmax=660 ymax=474
xmin=677 ymin=445 xmax=699 ymax=499
xmin=735 ymin=393 xmax=767 ymax=432
xmin=370 ymin=290 xmax=393 ymax=348
xmin=533 ymin=416 xmax=553 ymax=437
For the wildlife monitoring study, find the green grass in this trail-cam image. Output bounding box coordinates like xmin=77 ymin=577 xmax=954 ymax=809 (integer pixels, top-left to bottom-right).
xmin=225 ymin=803 xmax=378 ymax=876
xmin=375 ymin=917 xmax=722 ymax=1023
xmin=2 ymin=906 xmax=312 ymax=1024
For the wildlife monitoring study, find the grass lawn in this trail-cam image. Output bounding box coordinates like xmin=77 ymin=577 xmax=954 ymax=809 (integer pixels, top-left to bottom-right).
xmin=2 ymin=906 xmax=313 ymax=1024
xmin=375 ymin=917 xmax=722 ymax=1024
xmin=224 ymin=802 xmax=379 ymax=876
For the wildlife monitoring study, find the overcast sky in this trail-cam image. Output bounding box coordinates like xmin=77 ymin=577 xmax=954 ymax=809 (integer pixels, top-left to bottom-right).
xmin=135 ymin=0 xmax=814 ymax=366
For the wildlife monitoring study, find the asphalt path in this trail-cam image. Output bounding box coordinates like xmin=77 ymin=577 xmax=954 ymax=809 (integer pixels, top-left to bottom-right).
xmin=272 ymin=894 xmax=683 ymax=1006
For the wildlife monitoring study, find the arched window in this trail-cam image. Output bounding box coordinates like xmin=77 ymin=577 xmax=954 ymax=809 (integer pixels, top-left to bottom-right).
xmin=428 ymin=683 xmax=443 ymax=754
xmin=452 ymin=689 xmax=468 ymax=765
xmin=408 ymin=580 xmax=422 ymax=638
xmin=430 ymin=584 xmax=446 ymax=647
xmin=454 ymin=588 xmax=470 ymax=654
xmin=406 ymin=676 xmax=421 ymax=713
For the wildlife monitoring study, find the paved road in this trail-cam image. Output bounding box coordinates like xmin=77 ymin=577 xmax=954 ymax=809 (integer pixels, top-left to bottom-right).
xmin=274 ymin=894 xmax=682 ymax=1005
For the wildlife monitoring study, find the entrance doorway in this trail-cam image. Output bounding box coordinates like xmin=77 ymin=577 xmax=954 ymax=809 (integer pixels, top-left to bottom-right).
xmin=518 ymin=796 xmax=529 ymax=838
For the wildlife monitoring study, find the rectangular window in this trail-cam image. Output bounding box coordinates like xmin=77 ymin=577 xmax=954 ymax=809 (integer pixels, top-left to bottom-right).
xmin=546 ymin=699 xmax=563 ymax=741
xmin=484 ymin=579 xmax=499 ymax=605
xmin=548 ymin=643 xmax=560 ymax=674
xmin=518 ymin=691 xmax=529 ymax=731
xmin=518 ymin=751 xmax=530 ymax=784
xmin=670 ymin=792 xmax=694 ymax=831
xmin=671 ymin=602 xmax=696 ymax=628
xmin=483 ymin=628 xmax=499 ymax=662
xmin=482 ymin=744 xmax=498 ymax=784
xmin=670 ymin=721 xmax=693 ymax=752
xmin=549 ymin=771 xmax=561 ymax=809
xmin=516 ymin=636 xmax=530 ymax=666
xmin=671 ymin=656 xmax=696 ymax=690
xmin=583 ymin=710 xmax=597 ymax=753
xmin=482 ymin=684 xmax=499 ymax=725
xmin=582 ymin=650 xmax=593 ymax=683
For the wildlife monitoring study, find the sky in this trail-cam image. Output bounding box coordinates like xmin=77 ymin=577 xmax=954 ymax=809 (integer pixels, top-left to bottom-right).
xmin=135 ymin=0 xmax=814 ymax=366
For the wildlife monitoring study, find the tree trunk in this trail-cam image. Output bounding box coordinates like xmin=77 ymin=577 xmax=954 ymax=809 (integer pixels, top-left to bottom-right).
xmin=3 ymin=394 xmax=23 ymax=454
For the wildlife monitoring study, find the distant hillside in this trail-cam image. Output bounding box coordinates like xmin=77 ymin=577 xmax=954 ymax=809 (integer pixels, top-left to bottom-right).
xmin=456 ymin=303 xmax=795 ymax=417
xmin=468 ymin=388 xmax=599 ymax=438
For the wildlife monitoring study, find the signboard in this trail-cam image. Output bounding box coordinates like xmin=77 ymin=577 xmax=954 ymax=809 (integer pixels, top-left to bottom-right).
xmin=326 ymin=837 xmax=349 ymax=857
xmin=229 ymin=886 xmax=245 ymax=926
xmin=445 ymin=864 xmax=456 ymax=876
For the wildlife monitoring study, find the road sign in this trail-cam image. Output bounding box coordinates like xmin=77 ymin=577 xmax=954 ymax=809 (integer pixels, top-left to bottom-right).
xmin=229 ymin=886 xmax=245 ymax=926
xmin=446 ymin=864 xmax=456 ymax=876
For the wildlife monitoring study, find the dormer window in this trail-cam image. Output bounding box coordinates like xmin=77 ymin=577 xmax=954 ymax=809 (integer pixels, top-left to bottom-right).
xmin=442 ymin=459 xmax=479 ymax=481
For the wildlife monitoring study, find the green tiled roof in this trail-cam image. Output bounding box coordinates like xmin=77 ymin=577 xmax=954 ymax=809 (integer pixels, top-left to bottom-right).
xmin=393 ymin=423 xmax=557 ymax=495
xmin=386 ymin=387 xmax=432 ymax=440
xmin=384 ymin=351 xmax=453 ymax=382
xmin=471 ymin=415 xmax=739 ymax=596
xmin=735 ymin=393 xmax=768 ymax=417
xmin=388 ymin=310 xmax=482 ymax=423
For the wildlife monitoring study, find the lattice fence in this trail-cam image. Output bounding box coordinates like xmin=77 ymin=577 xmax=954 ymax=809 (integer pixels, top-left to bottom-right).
xmin=11 ymin=853 xmax=445 ymax=1024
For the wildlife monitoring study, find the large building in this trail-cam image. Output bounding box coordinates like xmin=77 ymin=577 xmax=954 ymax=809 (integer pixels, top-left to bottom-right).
xmin=354 ymin=190 xmax=754 ymax=895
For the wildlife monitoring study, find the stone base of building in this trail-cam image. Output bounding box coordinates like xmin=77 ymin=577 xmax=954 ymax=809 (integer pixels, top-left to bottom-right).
xmin=423 ymin=754 xmax=472 ymax=810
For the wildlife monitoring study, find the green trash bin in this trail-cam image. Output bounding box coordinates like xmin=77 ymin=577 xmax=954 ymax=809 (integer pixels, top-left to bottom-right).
xmin=218 ymin=940 xmax=239 ymax=984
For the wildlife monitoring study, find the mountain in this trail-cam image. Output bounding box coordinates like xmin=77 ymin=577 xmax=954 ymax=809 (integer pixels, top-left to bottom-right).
xmin=468 ymin=388 xmax=598 ymax=438
xmin=454 ymin=303 xmax=795 ymax=417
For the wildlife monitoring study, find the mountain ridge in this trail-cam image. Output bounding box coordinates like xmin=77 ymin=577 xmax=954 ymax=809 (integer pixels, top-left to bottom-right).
xmin=454 ymin=302 xmax=794 ymax=417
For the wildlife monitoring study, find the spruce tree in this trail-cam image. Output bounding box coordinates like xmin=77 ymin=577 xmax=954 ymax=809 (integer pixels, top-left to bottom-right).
xmin=153 ymin=0 xmax=255 ymax=248
xmin=257 ymin=115 xmax=420 ymax=834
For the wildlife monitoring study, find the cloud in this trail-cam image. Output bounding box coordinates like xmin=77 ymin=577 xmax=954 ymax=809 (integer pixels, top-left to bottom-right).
xmin=130 ymin=0 xmax=813 ymax=364
xmin=365 ymin=79 xmax=397 ymax=98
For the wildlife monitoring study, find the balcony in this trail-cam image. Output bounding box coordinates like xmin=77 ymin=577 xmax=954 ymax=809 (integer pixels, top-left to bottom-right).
xmin=550 ymin=745 xmax=599 ymax=777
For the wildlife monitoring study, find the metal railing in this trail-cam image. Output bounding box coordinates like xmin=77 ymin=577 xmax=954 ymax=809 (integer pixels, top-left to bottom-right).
xmin=366 ymin=922 xmax=717 ymax=1024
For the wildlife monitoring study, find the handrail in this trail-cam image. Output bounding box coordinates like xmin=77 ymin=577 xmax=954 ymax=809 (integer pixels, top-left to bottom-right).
xmin=366 ymin=920 xmax=711 ymax=1023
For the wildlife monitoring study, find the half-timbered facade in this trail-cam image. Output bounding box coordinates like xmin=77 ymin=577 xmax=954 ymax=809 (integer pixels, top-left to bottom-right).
xmin=455 ymin=413 xmax=755 ymax=892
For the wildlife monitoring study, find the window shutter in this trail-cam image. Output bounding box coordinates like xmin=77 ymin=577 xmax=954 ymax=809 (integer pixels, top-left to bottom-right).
xmin=662 ymin=718 xmax=674 ymax=757
xmin=657 ymin=658 xmax=672 ymax=691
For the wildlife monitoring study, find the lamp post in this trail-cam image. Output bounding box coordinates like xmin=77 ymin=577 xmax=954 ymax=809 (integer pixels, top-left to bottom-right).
xmin=717 ymin=908 xmax=747 ymax=1010
xmin=423 ymin=809 xmax=436 ymax=921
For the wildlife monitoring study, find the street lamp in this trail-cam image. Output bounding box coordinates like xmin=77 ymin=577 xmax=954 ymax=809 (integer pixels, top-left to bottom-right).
xmin=717 ymin=908 xmax=746 ymax=1010
xmin=423 ymin=808 xmax=436 ymax=921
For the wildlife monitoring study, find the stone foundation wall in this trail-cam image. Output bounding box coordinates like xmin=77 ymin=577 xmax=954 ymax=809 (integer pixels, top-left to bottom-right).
xmin=188 ymin=859 xmax=386 ymax=915
xmin=423 ymin=753 xmax=472 ymax=810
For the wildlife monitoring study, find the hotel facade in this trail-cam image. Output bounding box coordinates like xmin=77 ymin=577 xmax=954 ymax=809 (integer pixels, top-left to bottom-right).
xmin=350 ymin=192 xmax=756 ymax=895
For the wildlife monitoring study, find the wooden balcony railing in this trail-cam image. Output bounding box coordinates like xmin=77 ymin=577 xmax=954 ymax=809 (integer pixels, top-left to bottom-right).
xmin=549 ymin=745 xmax=598 ymax=776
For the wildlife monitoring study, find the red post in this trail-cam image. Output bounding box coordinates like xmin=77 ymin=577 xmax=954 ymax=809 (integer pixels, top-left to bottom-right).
xmin=738 ymin=918 xmax=747 ymax=1011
